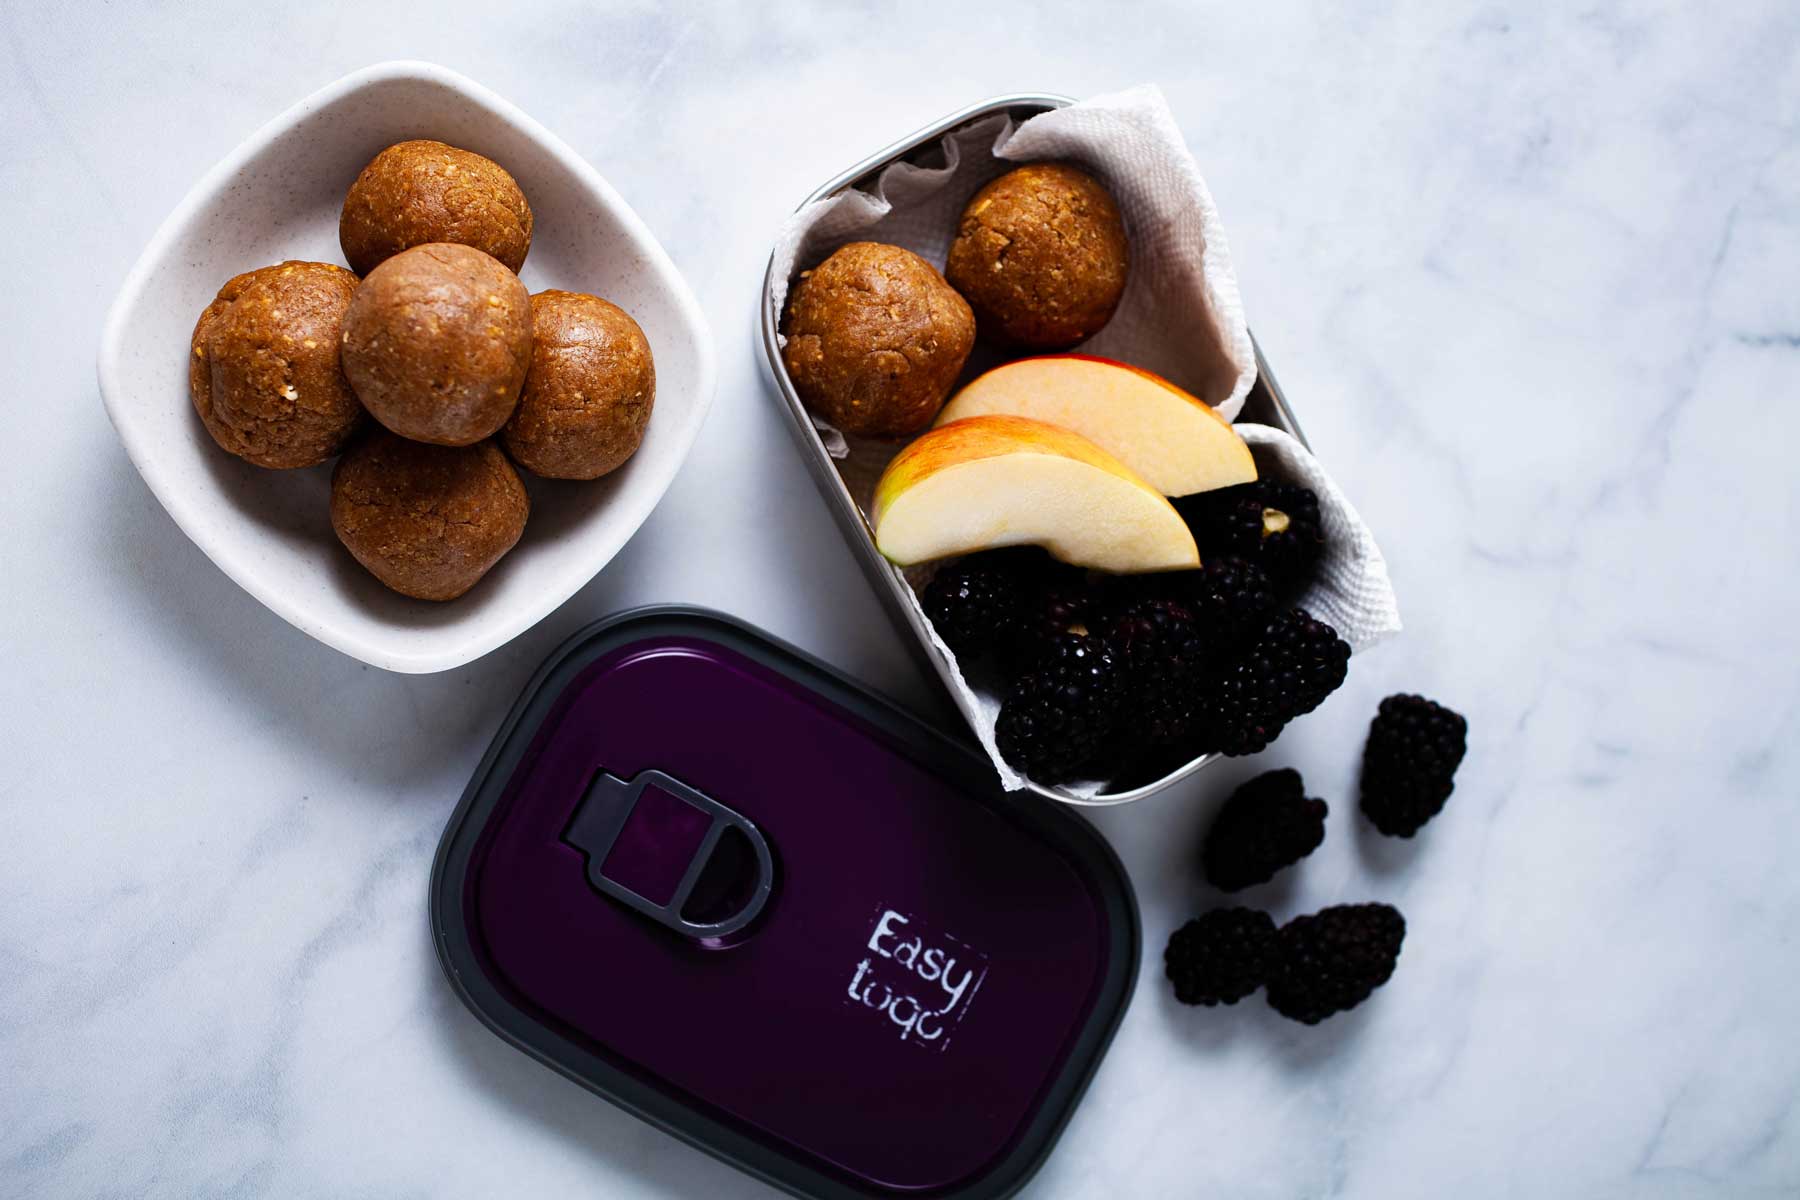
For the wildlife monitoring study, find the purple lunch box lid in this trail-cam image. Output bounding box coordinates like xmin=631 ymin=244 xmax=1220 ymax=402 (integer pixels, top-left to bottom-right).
xmin=431 ymin=607 xmax=1139 ymax=1200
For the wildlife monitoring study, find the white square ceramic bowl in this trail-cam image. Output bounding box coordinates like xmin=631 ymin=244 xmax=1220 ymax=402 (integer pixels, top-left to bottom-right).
xmin=98 ymin=61 xmax=715 ymax=673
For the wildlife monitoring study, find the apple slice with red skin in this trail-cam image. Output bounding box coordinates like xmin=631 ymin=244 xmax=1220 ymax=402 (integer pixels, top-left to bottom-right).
xmin=935 ymin=354 xmax=1256 ymax=497
xmin=871 ymin=414 xmax=1200 ymax=573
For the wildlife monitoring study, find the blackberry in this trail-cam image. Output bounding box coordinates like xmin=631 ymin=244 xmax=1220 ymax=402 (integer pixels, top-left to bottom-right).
xmin=1193 ymin=608 xmax=1350 ymax=756
xmin=1182 ymin=554 xmax=1277 ymax=643
xmin=1101 ymin=596 xmax=1210 ymax=744
xmin=996 ymin=634 xmax=1124 ymax=783
xmin=921 ymin=551 xmax=1031 ymax=659
xmin=1005 ymin=569 xmax=1101 ymax=672
xmin=1265 ymin=903 xmax=1405 ymax=1024
xmin=1176 ymin=482 xmax=1263 ymax=552
xmin=1360 ymin=694 xmax=1468 ymax=837
xmin=1164 ymin=908 xmax=1277 ymax=1006
xmin=1178 ymin=481 xmax=1325 ymax=594
xmin=1098 ymin=741 xmax=1209 ymax=792
xmin=1202 ymin=768 xmax=1328 ymax=892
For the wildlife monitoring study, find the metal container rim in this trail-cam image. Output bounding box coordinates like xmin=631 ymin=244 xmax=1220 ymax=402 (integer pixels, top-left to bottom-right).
xmin=757 ymin=92 xmax=1307 ymax=807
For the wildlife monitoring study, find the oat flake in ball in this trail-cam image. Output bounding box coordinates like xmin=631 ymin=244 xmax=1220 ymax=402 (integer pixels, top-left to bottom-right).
xmin=945 ymin=163 xmax=1129 ymax=349
xmin=502 ymin=290 xmax=655 ymax=480
xmin=329 ymin=429 xmax=529 ymax=602
xmin=189 ymin=261 xmax=365 ymax=469
xmin=340 ymin=242 xmax=533 ymax=447
xmin=339 ymin=139 xmax=533 ymax=276
xmin=781 ymin=241 xmax=975 ymax=438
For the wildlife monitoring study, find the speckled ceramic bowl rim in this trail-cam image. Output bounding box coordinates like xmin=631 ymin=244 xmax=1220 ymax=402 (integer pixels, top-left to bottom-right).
xmin=97 ymin=60 xmax=717 ymax=673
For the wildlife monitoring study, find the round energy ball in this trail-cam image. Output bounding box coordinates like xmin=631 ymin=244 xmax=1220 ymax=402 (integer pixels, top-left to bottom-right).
xmin=339 ymin=139 xmax=533 ymax=275
xmin=188 ymin=261 xmax=364 ymax=468
xmin=340 ymin=243 xmax=533 ymax=446
xmin=501 ymin=290 xmax=656 ymax=480
xmin=329 ymin=429 xmax=529 ymax=601
xmin=945 ymin=163 xmax=1129 ymax=349
xmin=781 ymin=242 xmax=975 ymax=438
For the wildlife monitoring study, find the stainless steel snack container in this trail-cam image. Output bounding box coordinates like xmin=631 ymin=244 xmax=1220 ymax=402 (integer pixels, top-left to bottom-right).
xmin=759 ymin=93 xmax=1309 ymax=806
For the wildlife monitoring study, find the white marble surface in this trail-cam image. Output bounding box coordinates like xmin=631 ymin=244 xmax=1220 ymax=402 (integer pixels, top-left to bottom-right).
xmin=3 ymin=2 xmax=1798 ymax=1196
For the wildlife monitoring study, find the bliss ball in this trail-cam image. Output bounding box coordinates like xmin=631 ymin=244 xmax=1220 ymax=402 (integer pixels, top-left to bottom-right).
xmin=188 ymin=261 xmax=364 ymax=468
xmin=501 ymin=291 xmax=655 ymax=480
xmin=781 ymin=241 xmax=975 ymax=438
xmin=945 ymin=163 xmax=1129 ymax=349
xmin=339 ymin=139 xmax=533 ymax=275
xmin=329 ymin=429 xmax=529 ymax=601
xmin=340 ymin=243 xmax=532 ymax=446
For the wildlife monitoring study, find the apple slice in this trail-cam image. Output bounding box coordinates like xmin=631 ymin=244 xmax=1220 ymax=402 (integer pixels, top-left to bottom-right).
xmin=935 ymin=354 xmax=1256 ymax=497
xmin=871 ymin=415 xmax=1200 ymax=572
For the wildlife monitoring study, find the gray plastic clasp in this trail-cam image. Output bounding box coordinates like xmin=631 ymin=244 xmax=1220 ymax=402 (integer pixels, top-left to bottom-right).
xmin=562 ymin=769 xmax=775 ymax=940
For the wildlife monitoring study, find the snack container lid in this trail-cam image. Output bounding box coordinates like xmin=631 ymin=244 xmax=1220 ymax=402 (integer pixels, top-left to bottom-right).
xmin=431 ymin=607 xmax=1139 ymax=1199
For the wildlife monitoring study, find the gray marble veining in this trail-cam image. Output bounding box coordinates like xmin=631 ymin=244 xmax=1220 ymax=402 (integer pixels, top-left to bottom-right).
xmin=3 ymin=1 xmax=1798 ymax=1196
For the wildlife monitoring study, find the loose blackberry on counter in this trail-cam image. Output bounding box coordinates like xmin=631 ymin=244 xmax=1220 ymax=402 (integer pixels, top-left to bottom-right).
xmin=1164 ymin=908 xmax=1277 ymax=1006
xmin=1177 ymin=481 xmax=1325 ymax=595
xmin=1202 ymin=768 xmax=1329 ymax=892
xmin=1193 ymin=608 xmax=1351 ymax=756
xmin=1100 ymin=595 xmax=1209 ymax=745
xmin=996 ymin=633 xmax=1124 ymax=783
xmin=1265 ymin=903 xmax=1405 ymax=1024
xmin=1361 ymin=694 xmax=1469 ymax=837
